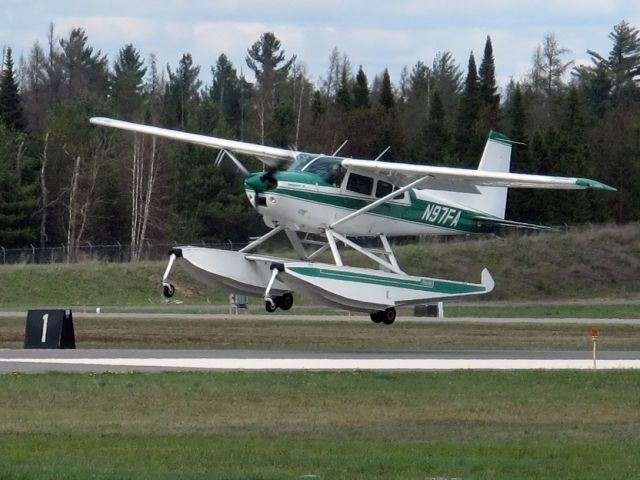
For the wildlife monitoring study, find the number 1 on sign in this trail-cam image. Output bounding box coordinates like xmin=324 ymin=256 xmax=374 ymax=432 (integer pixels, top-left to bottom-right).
xmin=41 ymin=313 xmax=48 ymax=343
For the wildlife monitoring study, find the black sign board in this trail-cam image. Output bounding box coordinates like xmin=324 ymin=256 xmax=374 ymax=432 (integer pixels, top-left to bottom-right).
xmin=24 ymin=309 xmax=75 ymax=349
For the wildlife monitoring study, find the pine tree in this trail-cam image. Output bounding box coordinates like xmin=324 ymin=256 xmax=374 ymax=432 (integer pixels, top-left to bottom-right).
xmin=478 ymin=36 xmax=500 ymax=131
xmin=455 ymin=52 xmax=481 ymax=167
xmin=112 ymin=44 xmax=146 ymax=120
xmin=0 ymin=47 xmax=26 ymax=131
xmin=310 ymin=90 xmax=324 ymax=123
xmin=555 ymin=86 xmax=592 ymax=223
xmin=245 ymin=32 xmax=296 ymax=144
xmin=0 ymin=125 xmax=36 ymax=246
xmin=525 ymin=132 xmax=551 ymax=222
xmin=166 ymin=53 xmax=202 ymax=129
xmin=431 ymin=51 xmax=463 ymax=115
xmin=505 ymin=83 xmax=534 ymax=220
xmin=59 ymin=28 xmax=109 ymax=98
xmin=210 ymin=54 xmax=242 ymax=134
xmin=421 ymin=91 xmax=450 ymax=165
xmin=245 ymin=32 xmax=296 ymax=82
xmin=353 ymin=66 xmax=370 ymax=109
xmin=574 ymin=21 xmax=640 ymax=111
xmin=335 ymin=63 xmax=352 ymax=111
xmin=379 ymin=69 xmax=395 ymax=109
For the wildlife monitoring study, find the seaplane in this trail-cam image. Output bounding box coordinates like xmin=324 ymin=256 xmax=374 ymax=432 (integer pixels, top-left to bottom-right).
xmin=90 ymin=117 xmax=615 ymax=324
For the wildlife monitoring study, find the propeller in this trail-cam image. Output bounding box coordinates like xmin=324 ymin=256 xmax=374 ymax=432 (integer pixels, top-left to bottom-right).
xmin=260 ymin=165 xmax=279 ymax=189
xmin=216 ymin=150 xmax=291 ymax=210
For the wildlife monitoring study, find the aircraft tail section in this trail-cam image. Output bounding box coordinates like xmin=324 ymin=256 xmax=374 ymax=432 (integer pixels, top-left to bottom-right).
xmin=475 ymin=131 xmax=517 ymax=219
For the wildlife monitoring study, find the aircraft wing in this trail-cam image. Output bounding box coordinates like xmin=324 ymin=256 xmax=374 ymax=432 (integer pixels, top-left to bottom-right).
xmin=340 ymin=159 xmax=617 ymax=193
xmin=89 ymin=117 xmax=298 ymax=167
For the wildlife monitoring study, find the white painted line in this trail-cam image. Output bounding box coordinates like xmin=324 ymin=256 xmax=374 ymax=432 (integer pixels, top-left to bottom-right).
xmin=2 ymin=358 xmax=640 ymax=370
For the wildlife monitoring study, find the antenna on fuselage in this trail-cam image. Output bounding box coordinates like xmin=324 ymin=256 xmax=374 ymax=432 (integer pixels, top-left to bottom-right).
xmin=332 ymin=140 xmax=348 ymax=156
xmin=373 ymin=146 xmax=391 ymax=161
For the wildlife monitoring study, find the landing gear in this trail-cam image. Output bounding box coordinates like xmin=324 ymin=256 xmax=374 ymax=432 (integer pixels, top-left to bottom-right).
xmin=265 ymin=299 xmax=278 ymax=312
xmin=277 ymin=292 xmax=294 ymax=311
xmin=163 ymin=283 xmax=175 ymax=298
xmin=162 ymin=251 xmax=179 ymax=299
xmin=264 ymin=293 xmax=294 ymax=312
xmin=370 ymin=307 xmax=396 ymax=325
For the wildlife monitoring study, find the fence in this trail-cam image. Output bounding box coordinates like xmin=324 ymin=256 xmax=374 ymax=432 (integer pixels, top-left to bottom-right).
xmin=0 ymin=241 xmax=238 ymax=265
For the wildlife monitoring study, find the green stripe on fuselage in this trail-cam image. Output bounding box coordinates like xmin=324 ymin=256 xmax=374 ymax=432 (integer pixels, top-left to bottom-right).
xmin=270 ymin=185 xmax=497 ymax=234
xmin=288 ymin=266 xmax=486 ymax=294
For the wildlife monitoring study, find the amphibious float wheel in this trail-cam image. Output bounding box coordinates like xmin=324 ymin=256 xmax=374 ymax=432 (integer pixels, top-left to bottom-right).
xmin=381 ymin=307 xmax=396 ymax=325
xmin=163 ymin=284 xmax=175 ymax=298
xmin=265 ymin=300 xmax=278 ymax=313
xmin=369 ymin=312 xmax=383 ymax=324
xmin=277 ymin=293 xmax=294 ymax=311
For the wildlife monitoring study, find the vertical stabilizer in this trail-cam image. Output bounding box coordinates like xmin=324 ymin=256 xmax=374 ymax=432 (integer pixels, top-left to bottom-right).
xmin=475 ymin=131 xmax=515 ymax=219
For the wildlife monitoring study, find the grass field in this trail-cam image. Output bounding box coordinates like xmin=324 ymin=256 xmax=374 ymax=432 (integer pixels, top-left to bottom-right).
xmin=1 ymin=370 xmax=640 ymax=479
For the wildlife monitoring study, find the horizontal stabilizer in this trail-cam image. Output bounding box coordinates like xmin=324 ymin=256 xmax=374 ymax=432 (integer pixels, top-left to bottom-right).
xmin=472 ymin=215 xmax=553 ymax=231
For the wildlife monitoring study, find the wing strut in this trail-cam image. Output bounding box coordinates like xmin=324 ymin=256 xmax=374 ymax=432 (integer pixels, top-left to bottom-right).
xmin=325 ymin=229 xmax=343 ymax=266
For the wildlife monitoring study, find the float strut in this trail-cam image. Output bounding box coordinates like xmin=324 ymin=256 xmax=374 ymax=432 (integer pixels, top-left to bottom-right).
xmin=162 ymin=253 xmax=177 ymax=288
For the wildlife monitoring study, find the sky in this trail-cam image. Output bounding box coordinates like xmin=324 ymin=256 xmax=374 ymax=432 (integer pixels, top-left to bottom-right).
xmin=2 ymin=0 xmax=639 ymax=90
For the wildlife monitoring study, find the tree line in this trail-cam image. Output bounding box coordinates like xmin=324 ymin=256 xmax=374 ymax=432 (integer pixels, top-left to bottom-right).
xmin=0 ymin=21 xmax=639 ymax=260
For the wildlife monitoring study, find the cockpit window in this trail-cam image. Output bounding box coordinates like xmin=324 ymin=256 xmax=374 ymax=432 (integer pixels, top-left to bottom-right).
xmin=289 ymin=155 xmax=344 ymax=186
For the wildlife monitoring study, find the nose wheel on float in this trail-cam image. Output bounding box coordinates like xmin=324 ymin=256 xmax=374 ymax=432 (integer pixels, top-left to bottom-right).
xmin=162 ymin=251 xmax=179 ymax=298
xmin=163 ymin=283 xmax=176 ymax=298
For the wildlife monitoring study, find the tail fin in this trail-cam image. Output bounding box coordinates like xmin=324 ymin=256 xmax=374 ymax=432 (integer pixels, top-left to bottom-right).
xmin=475 ymin=131 xmax=517 ymax=219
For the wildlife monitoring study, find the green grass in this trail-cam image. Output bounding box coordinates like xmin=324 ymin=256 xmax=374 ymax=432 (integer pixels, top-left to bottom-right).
xmin=3 ymin=436 xmax=638 ymax=479
xmin=1 ymin=371 xmax=640 ymax=478
xmin=0 ymin=261 xmax=228 ymax=307
xmin=2 ymin=316 xmax=640 ymax=350
xmin=447 ymin=302 xmax=640 ymax=318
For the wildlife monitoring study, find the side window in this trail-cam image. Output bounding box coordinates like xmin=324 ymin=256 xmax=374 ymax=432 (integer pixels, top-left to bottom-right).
xmin=375 ymin=180 xmax=405 ymax=200
xmin=375 ymin=180 xmax=394 ymax=198
xmin=346 ymin=173 xmax=374 ymax=196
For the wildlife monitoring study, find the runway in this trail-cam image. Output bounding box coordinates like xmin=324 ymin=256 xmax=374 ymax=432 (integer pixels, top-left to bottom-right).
xmin=2 ymin=349 xmax=640 ymax=373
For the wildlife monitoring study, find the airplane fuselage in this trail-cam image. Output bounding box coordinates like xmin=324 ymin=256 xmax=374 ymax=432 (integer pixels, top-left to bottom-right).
xmin=245 ymin=170 xmax=498 ymax=237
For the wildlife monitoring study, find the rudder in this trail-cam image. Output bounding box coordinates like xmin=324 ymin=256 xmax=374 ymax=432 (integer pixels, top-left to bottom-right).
xmin=475 ymin=131 xmax=516 ymax=219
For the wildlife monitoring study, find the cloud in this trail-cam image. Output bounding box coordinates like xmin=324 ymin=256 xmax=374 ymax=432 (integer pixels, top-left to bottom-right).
xmin=52 ymin=16 xmax=156 ymax=44
xmin=191 ymin=21 xmax=304 ymax=59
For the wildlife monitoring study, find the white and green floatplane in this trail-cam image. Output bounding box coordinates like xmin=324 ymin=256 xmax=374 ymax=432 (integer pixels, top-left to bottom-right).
xmin=92 ymin=117 xmax=615 ymax=325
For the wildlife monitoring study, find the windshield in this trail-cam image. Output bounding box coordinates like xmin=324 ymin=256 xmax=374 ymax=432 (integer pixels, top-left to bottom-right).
xmin=289 ymin=154 xmax=344 ymax=186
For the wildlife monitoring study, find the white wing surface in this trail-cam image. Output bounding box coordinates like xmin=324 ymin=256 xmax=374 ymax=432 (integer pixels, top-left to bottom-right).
xmin=90 ymin=117 xmax=298 ymax=167
xmin=341 ymin=158 xmax=616 ymax=193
